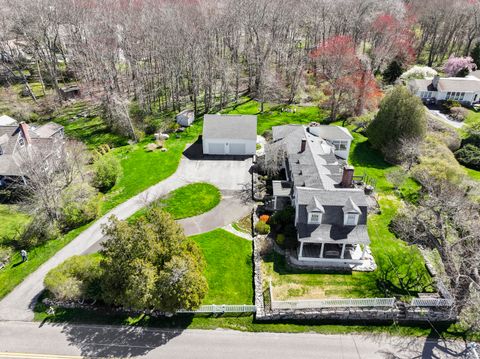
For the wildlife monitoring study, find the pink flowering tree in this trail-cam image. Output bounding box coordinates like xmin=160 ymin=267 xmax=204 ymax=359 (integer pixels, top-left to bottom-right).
xmin=443 ymin=56 xmax=477 ymax=77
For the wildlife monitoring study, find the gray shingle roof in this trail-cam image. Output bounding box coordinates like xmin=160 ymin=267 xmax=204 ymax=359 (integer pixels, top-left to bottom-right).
xmin=203 ymin=114 xmax=257 ymax=141
xmin=342 ymin=197 xmax=362 ymax=214
xmin=410 ymin=77 xmax=480 ymax=92
xmin=297 ymin=224 xmax=370 ymax=244
xmin=296 ymin=187 xmax=368 ymax=207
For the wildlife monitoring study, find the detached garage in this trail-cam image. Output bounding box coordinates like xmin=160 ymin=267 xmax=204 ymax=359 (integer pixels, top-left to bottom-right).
xmin=202 ymin=114 xmax=257 ymax=155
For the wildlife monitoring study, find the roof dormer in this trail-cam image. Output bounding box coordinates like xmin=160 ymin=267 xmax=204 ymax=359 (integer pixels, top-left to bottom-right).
xmin=307 ymin=196 xmax=324 ymax=224
xmin=343 ymin=197 xmax=361 ymax=226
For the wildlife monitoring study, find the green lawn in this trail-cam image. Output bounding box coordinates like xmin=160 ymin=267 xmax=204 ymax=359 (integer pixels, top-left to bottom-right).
xmin=129 ymin=183 xmax=221 ymax=222
xmin=191 ymin=229 xmax=253 ymax=304
xmin=157 ymin=183 xmax=221 ymax=219
xmin=101 ymin=124 xmax=202 ymax=213
xmin=49 ymin=102 xmax=127 ymax=148
xmin=222 ymin=98 xmax=328 ymax=135
xmin=0 ymin=223 xmax=90 ymax=299
xmin=0 ymin=205 xmax=30 ymax=243
xmin=464 ymin=166 xmax=480 ymax=181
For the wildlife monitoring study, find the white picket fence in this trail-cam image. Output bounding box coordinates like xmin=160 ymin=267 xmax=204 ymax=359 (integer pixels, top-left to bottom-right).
xmin=271 ymin=297 xmax=395 ymax=310
xmin=177 ymin=304 xmax=256 ymax=314
xmin=410 ymin=298 xmax=454 ymax=307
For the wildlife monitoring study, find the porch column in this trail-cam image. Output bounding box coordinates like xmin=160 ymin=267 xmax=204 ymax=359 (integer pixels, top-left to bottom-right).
xmin=319 ymin=243 xmax=325 ymax=258
xmin=361 ymin=244 xmax=367 ymax=259
xmin=299 ymin=241 xmax=304 ymax=259
xmin=340 ymin=244 xmax=346 ymax=259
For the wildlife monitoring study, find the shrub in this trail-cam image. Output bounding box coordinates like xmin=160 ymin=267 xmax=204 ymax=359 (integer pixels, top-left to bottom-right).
xmin=455 ymin=144 xmax=480 ymax=170
xmin=441 ymin=99 xmax=462 ymax=113
xmin=16 ymin=216 xmax=60 ymax=249
xmin=60 ymin=183 xmax=100 ymax=230
xmin=275 ymin=233 xmax=285 ymax=246
xmin=427 ymin=119 xmax=462 ymax=151
xmin=44 ymin=254 xmax=103 ymax=301
xmin=92 ymin=154 xmax=122 ymax=192
xmin=450 ymin=107 xmax=469 ymax=122
xmin=367 ymin=86 xmax=426 ymax=161
xmin=0 ymin=246 xmax=13 ymax=266
xmin=270 ymin=206 xmax=295 ymax=226
xmin=259 ymin=214 xmax=270 ymax=223
xmin=255 ymin=221 xmax=270 ymax=235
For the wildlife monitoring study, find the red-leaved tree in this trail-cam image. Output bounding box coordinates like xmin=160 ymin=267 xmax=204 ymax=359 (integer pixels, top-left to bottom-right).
xmin=310 ymin=36 xmax=381 ymax=120
xmin=310 ymin=35 xmax=360 ymax=121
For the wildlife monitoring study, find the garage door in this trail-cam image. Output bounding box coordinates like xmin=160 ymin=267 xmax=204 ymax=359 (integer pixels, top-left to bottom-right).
xmin=208 ymin=142 xmax=225 ymax=154
xmin=229 ymin=143 xmax=246 ymax=155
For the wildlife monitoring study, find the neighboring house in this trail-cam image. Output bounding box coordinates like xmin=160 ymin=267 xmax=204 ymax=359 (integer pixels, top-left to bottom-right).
xmin=0 ymin=120 xmax=64 ymax=187
xmin=176 ymin=109 xmax=195 ymax=127
xmin=269 ymin=124 xmax=371 ymax=268
xmin=408 ymin=75 xmax=480 ymax=106
xmin=202 ymin=114 xmax=257 ymax=155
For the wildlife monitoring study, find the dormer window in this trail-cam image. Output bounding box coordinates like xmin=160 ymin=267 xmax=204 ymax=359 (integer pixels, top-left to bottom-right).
xmin=331 ymin=140 xmax=348 ymax=151
xmin=344 ymin=213 xmax=359 ymax=226
xmin=308 ymin=212 xmax=322 ymax=224
xmin=307 ymin=196 xmax=324 ymax=224
xmin=342 ymin=197 xmax=362 ymax=226
xmin=18 ymin=137 xmax=25 ymax=147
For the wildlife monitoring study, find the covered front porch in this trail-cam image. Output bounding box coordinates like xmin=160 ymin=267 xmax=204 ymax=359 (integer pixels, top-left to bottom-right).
xmin=298 ymin=241 xmax=367 ymax=264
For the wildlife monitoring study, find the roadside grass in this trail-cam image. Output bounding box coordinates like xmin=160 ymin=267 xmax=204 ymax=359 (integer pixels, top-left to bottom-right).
xmin=0 ymin=223 xmax=90 ymax=300
xmin=129 ymin=183 xmax=221 ymax=222
xmin=191 ymin=229 xmax=253 ymax=304
xmin=222 ymin=98 xmax=328 ymax=135
xmin=0 ymin=205 xmax=30 ymax=244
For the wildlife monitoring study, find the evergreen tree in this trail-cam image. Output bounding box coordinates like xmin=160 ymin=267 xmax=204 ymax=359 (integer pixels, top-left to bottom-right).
xmin=100 ymin=207 xmax=208 ymax=312
xmin=367 ymin=86 xmax=426 ymax=161
xmin=383 ymin=60 xmax=403 ymax=84
xmin=471 ymin=42 xmax=480 ymax=68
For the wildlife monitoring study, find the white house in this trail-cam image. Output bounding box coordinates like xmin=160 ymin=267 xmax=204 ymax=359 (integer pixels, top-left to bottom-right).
xmin=267 ymin=124 xmax=372 ymax=270
xmin=176 ymin=109 xmax=195 ymax=127
xmin=408 ymin=75 xmax=480 ymax=106
xmin=202 ymin=114 xmax=257 ymax=155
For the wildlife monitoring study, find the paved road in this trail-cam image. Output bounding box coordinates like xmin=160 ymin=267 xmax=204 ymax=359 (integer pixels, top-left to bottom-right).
xmin=0 ymin=321 xmax=469 ymax=359
xmin=0 ymin=150 xmax=253 ymax=322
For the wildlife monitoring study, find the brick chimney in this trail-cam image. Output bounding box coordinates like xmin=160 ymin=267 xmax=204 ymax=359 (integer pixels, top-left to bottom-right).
xmin=341 ymin=166 xmax=354 ymax=188
xmin=300 ymin=138 xmax=306 ymax=153
xmin=19 ymin=122 xmax=31 ymax=145
xmin=432 ymin=75 xmax=440 ymax=90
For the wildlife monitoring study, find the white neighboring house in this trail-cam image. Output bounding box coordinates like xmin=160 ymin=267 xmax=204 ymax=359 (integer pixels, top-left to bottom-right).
xmin=202 ymin=114 xmax=257 ymax=155
xmin=408 ymin=75 xmax=480 ymax=106
xmin=176 ymin=109 xmax=195 ymax=127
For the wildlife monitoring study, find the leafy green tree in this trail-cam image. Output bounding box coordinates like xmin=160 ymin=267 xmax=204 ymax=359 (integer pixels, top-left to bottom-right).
xmin=367 ymin=86 xmax=426 ymax=161
xmin=100 ymin=207 xmax=207 ymax=312
xmin=382 ymin=60 xmax=403 ymax=84
xmin=60 ymin=183 xmax=100 ymax=230
xmin=92 ymin=155 xmax=122 ymax=192
xmin=44 ymin=254 xmax=103 ymax=301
